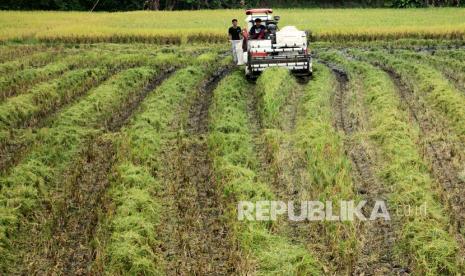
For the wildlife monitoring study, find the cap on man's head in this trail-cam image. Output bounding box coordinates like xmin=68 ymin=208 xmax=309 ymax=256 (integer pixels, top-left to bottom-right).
xmin=254 ymin=18 xmax=262 ymax=23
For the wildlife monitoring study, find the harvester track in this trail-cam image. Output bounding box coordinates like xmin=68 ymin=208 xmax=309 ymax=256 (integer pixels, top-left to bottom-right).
xmin=161 ymin=67 xmax=238 ymax=275
xmin=246 ymin=77 xmax=329 ymax=269
xmin=330 ymin=65 xmax=401 ymax=275
xmin=106 ymin=67 xmax=176 ymax=131
xmin=0 ymin=133 xmax=33 ymax=175
xmin=0 ymin=66 xmax=129 ymax=176
xmin=387 ymin=70 xmax=465 ymax=241
xmin=16 ymin=69 xmax=176 ymax=275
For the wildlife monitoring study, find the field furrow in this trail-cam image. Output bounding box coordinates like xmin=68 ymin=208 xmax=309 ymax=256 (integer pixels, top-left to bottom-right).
xmin=49 ymin=134 xmax=117 ymax=275
xmin=0 ymin=49 xmax=118 ymax=101
xmin=0 ymin=52 xmax=189 ymax=175
xmin=255 ymin=68 xmax=335 ymax=266
xmin=320 ymin=58 xmax=399 ymax=274
xmin=0 ymin=65 xmax=178 ymax=273
xmin=434 ymin=49 xmax=465 ymax=61
xmin=24 ymin=68 xmax=177 ymax=275
xmin=292 ymin=63 xmax=359 ymax=274
xmin=351 ymin=50 xmax=465 ymax=231
xmin=209 ymin=70 xmax=322 ymax=274
xmin=321 ymin=51 xmax=462 ymax=274
xmin=0 ymin=51 xmax=188 ymax=130
xmin=0 ymin=45 xmax=211 ymax=179
xmin=0 ymin=68 xmax=109 ymax=130
xmin=95 ymin=54 xmax=227 ymax=275
xmin=161 ymin=66 xmax=238 ymax=275
xmin=0 ymin=50 xmax=64 ymax=79
xmin=0 ymin=45 xmax=209 ymax=103
xmin=389 ymin=50 xmax=465 ymax=93
xmin=352 ymin=50 xmax=465 ymax=139
xmin=386 ymin=70 xmax=465 ymax=234
xmin=0 ymin=68 xmax=111 ymax=176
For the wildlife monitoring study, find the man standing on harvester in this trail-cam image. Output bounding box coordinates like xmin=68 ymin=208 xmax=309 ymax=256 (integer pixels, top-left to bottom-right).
xmin=228 ymin=19 xmax=244 ymax=65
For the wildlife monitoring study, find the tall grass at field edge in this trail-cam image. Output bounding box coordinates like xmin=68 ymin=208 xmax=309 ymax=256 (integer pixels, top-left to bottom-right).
xmin=1 ymin=9 xmax=465 ymax=44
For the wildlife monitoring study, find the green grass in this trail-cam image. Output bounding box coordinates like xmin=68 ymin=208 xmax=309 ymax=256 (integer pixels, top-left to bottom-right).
xmin=0 ymin=51 xmax=186 ymax=130
xmin=0 ymin=9 xmax=464 ymax=43
xmin=293 ymin=63 xmax=358 ymax=273
xmin=255 ymin=68 xmax=294 ymax=128
xmin=98 ymin=53 xmax=220 ymax=275
xmin=0 ymin=66 xmax=160 ymax=272
xmin=319 ymin=51 xmax=461 ymax=274
xmin=208 ymin=71 xmax=322 ymax=275
xmin=352 ymin=49 xmax=465 ymax=139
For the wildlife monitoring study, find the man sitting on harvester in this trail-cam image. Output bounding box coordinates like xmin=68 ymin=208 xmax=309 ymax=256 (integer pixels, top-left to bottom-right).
xmin=249 ymin=18 xmax=266 ymax=40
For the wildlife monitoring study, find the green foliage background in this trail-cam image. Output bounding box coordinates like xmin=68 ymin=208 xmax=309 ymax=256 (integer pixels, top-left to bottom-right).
xmin=0 ymin=0 xmax=463 ymax=11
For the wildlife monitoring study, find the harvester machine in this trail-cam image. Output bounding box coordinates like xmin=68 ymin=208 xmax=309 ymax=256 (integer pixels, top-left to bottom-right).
xmin=242 ymin=9 xmax=312 ymax=80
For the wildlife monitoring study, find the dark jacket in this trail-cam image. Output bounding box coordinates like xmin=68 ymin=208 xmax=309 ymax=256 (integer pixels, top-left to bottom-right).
xmin=249 ymin=25 xmax=266 ymax=39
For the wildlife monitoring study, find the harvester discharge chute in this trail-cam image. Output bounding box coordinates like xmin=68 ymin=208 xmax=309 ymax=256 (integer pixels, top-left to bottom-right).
xmin=243 ymin=9 xmax=312 ymax=79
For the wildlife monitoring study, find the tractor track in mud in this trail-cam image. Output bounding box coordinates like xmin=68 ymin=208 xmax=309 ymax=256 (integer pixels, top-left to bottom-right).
xmin=246 ymin=79 xmax=326 ymax=266
xmin=0 ymin=66 xmax=142 ymax=177
xmin=432 ymin=65 xmax=465 ymax=95
xmin=44 ymin=136 xmax=115 ymax=275
xmin=106 ymin=67 xmax=176 ymax=132
xmin=0 ymin=135 xmax=32 ymax=175
xmin=416 ymin=52 xmax=465 ymax=95
xmin=160 ymin=67 xmax=239 ymax=275
xmin=15 ymin=69 xmax=176 ymax=275
xmin=386 ymin=70 xmax=465 ymax=242
xmin=330 ymin=65 xmax=403 ymax=275
xmin=246 ymin=80 xmax=306 ymax=196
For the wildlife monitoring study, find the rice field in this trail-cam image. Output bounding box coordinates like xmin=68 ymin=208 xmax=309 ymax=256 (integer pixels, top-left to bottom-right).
xmin=1 ymin=8 xmax=465 ymax=275
xmin=1 ymin=8 xmax=465 ymax=43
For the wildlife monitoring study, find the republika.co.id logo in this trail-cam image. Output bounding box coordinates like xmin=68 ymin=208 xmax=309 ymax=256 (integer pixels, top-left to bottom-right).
xmin=237 ymin=200 xmax=425 ymax=222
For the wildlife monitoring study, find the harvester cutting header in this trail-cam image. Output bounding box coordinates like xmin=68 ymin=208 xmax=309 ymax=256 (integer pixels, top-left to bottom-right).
xmin=241 ymin=9 xmax=312 ymax=79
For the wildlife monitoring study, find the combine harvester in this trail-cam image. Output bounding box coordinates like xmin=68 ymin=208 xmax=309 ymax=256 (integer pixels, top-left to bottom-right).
xmin=243 ymin=9 xmax=312 ymax=80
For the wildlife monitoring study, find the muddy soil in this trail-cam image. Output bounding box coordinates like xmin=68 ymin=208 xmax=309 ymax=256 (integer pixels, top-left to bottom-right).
xmin=0 ymin=132 xmax=34 ymax=174
xmin=13 ymin=69 xmax=176 ymax=275
xmin=0 ymin=66 xmax=134 ymax=177
xmin=330 ymin=67 xmax=404 ymax=275
xmin=105 ymin=67 xmax=175 ymax=131
xmin=387 ymin=70 xmax=465 ymax=242
xmin=159 ymin=67 xmax=240 ymax=275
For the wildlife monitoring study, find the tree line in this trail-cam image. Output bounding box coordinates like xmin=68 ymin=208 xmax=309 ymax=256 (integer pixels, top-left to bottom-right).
xmin=0 ymin=0 xmax=462 ymax=11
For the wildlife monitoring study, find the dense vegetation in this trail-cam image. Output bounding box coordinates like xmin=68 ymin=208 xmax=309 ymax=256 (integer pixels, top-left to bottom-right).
xmin=0 ymin=8 xmax=465 ymax=275
xmin=0 ymin=0 xmax=463 ymax=10
xmin=1 ymin=9 xmax=465 ymax=44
